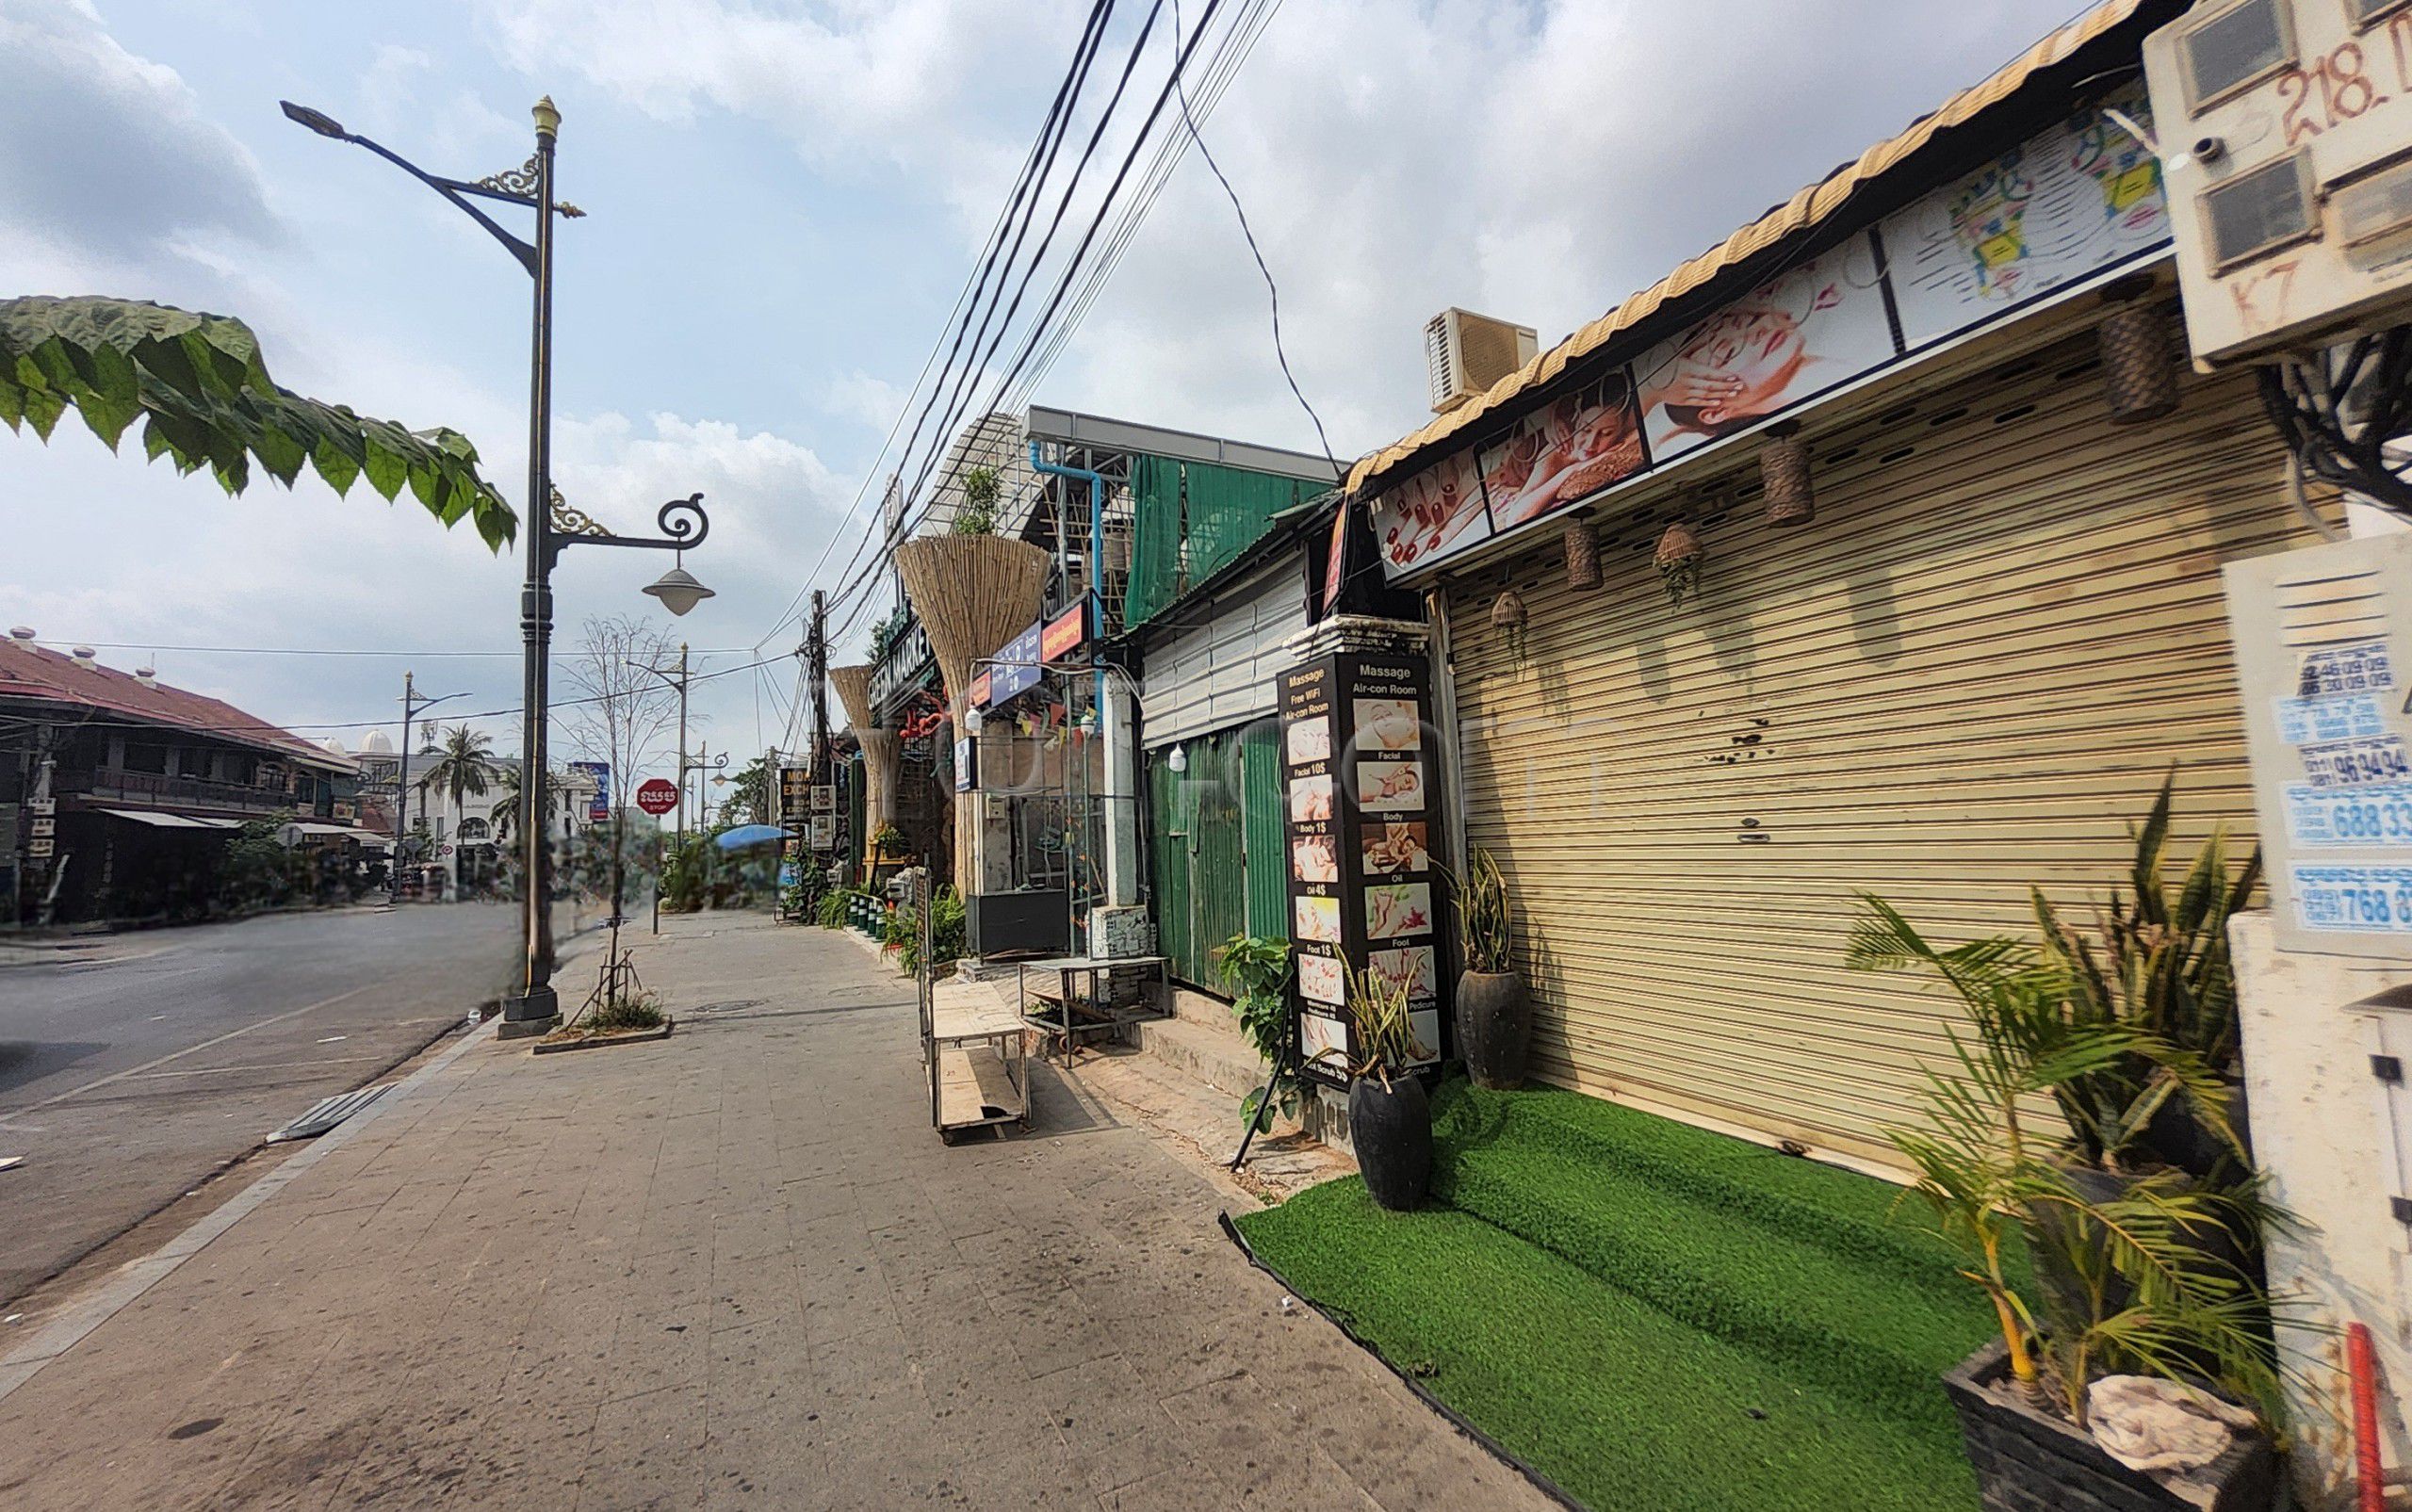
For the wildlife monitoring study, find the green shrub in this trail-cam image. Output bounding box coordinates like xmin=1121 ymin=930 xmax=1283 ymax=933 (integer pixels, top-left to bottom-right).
xmin=1214 ymin=934 xmax=1293 ymax=1123
xmin=884 ymin=885 xmax=967 ymax=976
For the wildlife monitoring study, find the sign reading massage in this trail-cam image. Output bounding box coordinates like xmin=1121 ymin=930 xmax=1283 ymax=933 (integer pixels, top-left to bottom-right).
xmin=1278 ymin=647 xmax=1445 ymax=1088
xmin=1368 ymin=89 xmax=2165 ymax=578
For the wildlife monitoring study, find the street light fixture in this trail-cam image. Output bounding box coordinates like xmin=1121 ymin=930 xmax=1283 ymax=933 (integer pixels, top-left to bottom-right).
xmin=286 ymin=95 xmax=712 ymax=1039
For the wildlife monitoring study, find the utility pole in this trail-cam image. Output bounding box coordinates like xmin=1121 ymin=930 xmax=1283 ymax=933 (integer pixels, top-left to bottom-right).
xmin=391 ymin=673 xmax=464 ymax=904
xmin=674 ymin=642 xmax=690 ymax=853
xmin=809 ymin=591 xmax=830 ymax=789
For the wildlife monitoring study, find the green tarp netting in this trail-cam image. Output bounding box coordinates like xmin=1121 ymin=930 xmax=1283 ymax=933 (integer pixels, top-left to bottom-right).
xmin=1124 ymin=454 xmax=1312 ymax=626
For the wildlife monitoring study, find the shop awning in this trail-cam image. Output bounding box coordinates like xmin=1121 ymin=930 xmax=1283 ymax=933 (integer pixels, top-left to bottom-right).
xmin=96 ymin=808 xmax=239 ymax=830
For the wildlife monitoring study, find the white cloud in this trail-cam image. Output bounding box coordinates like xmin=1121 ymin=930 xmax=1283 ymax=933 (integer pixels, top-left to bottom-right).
xmin=0 ymin=0 xmax=279 ymax=280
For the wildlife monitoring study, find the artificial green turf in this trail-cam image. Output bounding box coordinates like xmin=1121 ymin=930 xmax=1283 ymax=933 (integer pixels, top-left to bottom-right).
xmin=1234 ymin=1079 xmax=2012 ymax=1512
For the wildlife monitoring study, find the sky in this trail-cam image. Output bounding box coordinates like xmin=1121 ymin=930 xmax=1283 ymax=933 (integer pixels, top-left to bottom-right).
xmin=0 ymin=0 xmax=2097 ymax=791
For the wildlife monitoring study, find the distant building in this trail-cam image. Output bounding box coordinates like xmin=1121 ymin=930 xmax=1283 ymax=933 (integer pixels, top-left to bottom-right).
xmin=0 ymin=632 xmax=363 ymax=925
xmin=350 ymin=741 xmax=599 ymax=900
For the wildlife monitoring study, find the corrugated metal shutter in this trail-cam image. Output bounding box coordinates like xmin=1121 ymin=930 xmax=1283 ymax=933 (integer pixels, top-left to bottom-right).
xmin=1442 ymin=335 xmax=2328 ymax=1169
xmin=1140 ymin=559 xmax=1310 ymax=747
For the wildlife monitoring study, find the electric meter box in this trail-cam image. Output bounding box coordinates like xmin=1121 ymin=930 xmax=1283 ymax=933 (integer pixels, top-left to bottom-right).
xmin=2225 ymin=532 xmax=2412 ymax=959
xmin=2144 ymin=0 xmax=2412 ymax=366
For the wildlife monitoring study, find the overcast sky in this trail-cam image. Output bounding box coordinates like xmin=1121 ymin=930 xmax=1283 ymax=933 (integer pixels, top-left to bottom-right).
xmin=0 ymin=0 xmax=2093 ymax=789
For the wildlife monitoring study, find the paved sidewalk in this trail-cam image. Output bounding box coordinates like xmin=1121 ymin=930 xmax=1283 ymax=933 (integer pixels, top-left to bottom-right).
xmin=0 ymin=914 xmax=1550 ymax=1510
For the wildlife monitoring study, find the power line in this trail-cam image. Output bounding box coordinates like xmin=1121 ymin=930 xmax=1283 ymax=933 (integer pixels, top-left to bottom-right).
xmin=749 ymin=0 xmax=1121 ymax=654
xmin=804 ymin=0 xmax=1167 ymax=635
xmin=1166 ymin=0 xmax=1335 ymax=472
xmin=824 ymin=0 xmax=1235 ymax=637
xmin=11 ymin=639 xmax=758 ymax=658
xmin=0 ymin=650 xmax=803 ymax=740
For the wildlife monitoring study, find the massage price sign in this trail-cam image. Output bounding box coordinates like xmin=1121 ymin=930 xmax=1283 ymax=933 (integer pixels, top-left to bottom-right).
xmin=1277 ymin=645 xmax=1446 ymax=1087
xmin=2225 ymin=534 xmax=2412 ymax=958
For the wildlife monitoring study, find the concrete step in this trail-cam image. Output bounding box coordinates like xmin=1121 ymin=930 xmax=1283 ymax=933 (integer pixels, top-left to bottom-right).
xmin=1166 ymin=984 xmax=1241 ymax=1033
xmin=1128 ymin=1013 xmax=1270 ymax=1104
xmin=1073 ymin=1046 xmax=1350 ymax=1201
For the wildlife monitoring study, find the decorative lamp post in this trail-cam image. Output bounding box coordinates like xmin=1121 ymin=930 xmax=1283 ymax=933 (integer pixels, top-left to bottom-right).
xmin=285 ymin=97 xmax=714 ymax=1038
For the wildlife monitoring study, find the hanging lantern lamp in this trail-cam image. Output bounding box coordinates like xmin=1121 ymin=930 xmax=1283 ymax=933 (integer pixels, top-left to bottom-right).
xmin=1761 ymin=422 xmax=1814 ymax=527
xmin=1563 ymin=520 xmax=1603 ymax=590
xmin=2098 ymin=280 xmax=2179 ymax=426
xmin=1491 ymin=583 xmax=1530 ymax=663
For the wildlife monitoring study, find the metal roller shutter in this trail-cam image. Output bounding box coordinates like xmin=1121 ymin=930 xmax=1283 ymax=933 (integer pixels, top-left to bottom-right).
xmin=1139 ymin=560 xmax=1310 ymax=749
xmin=1442 ymin=332 xmax=2330 ymax=1170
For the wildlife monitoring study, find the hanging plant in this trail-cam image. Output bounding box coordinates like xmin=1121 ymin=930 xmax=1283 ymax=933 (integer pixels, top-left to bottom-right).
xmin=1491 ymin=585 xmax=1530 ymax=664
xmin=1654 ymin=521 xmax=1703 ymax=606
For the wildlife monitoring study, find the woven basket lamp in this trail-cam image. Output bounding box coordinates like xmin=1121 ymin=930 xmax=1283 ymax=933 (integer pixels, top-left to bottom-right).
xmin=2099 ymin=294 xmax=2179 ymax=426
xmin=1562 ymin=520 xmax=1602 ymax=590
xmin=1761 ymin=423 xmax=1813 ymax=527
xmin=1491 ymin=583 xmax=1530 ymax=662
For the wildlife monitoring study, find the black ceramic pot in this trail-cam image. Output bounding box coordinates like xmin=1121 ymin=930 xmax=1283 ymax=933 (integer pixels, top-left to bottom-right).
xmin=1349 ymin=1073 xmax=1431 ymax=1211
xmin=1455 ymin=969 xmax=1529 ymax=1090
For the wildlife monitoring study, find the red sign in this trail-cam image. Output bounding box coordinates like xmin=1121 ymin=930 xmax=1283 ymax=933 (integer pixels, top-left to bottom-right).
xmin=1041 ymin=599 xmax=1088 ymax=661
xmin=636 ymin=778 xmax=679 ymax=816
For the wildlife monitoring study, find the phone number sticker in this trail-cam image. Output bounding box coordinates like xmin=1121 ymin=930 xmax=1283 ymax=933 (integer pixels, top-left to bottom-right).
xmin=2292 ymin=864 xmax=2412 ymax=932
xmin=2284 ymin=783 xmax=2412 ymax=846
xmin=2276 ymin=692 xmax=2388 ymax=745
xmin=2299 ymin=735 xmax=2412 ymax=788
xmin=2297 ymin=640 xmax=2394 ymax=698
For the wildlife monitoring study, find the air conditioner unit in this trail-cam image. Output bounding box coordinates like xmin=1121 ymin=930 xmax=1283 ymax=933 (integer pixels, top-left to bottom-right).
xmin=1425 ymin=308 xmax=1538 ymax=414
xmin=2145 ymin=0 xmax=2412 ymax=366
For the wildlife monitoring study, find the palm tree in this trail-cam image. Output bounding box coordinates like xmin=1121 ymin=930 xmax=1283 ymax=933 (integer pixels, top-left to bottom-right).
xmin=417 ymin=723 xmax=495 ymax=822
xmin=490 ymin=764 xmax=565 ymax=843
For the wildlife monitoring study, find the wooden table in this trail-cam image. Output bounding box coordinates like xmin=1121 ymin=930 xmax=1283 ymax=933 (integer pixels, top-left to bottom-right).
xmin=1014 ymin=955 xmax=1171 ymax=1065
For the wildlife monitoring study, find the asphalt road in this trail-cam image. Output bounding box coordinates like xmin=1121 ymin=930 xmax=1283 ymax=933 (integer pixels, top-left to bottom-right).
xmin=0 ymin=904 xmax=534 ymax=1305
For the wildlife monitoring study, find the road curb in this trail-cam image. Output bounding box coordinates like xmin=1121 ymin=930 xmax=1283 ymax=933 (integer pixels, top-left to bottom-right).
xmin=0 ymin=1015 xmax=500 ymax=1406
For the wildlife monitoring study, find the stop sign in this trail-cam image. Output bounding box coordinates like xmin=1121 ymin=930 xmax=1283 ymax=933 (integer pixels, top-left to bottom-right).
xmin=636 ymin=777 xmax=679 ymax=816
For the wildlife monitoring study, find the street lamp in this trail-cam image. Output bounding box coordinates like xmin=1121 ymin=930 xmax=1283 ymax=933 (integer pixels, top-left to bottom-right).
xmin=392 ymin=675 xmax=466 ymax=904
xmin=286 ymin=96 xmax=715 ymax=1039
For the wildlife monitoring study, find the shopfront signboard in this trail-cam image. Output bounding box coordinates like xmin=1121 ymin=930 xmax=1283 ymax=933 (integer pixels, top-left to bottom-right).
xmin=1278 ymin=649 xmax=1445 ymax=1087
xmin=1368 ymin=89 xmax=2171 ymax=583
xmin=983 ymin=601 xmax=1090 ymax=712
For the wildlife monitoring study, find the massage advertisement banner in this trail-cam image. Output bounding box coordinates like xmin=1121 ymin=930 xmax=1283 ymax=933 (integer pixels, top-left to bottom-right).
xmin=1886 ymin=82 xmax=2164 ymax=349
xmin=1368 ymin=445 xmax=1491 ymax=578
xmin=1636 ymin=231 xmax=1899 ymax=464
xmin=1475 ymin=368 xmax=1649 ymax=533
xmin=1278 ymin=650 xmax=1445 ymax=1088
xmin=1369 ymin=92 xmax=2176 ymax=583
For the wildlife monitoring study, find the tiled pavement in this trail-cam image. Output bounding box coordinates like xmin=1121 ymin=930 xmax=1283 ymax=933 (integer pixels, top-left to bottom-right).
xmin=0 ymin=913 xmax=1552 ymax=1510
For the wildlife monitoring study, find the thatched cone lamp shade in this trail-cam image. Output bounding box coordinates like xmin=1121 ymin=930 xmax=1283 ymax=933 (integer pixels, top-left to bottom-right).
xmin=893 ymin=534 xmax=1050 ymax=888
xmin=1562 ymin=521 xmax=1602 ymax=590
xmin=828 ymin=663 xmax=898 ymax=850
xmin=2098 ymin=297 xmax=2179 ymax=426
xmin=1761 ymin=424 xmax=1813 ymax=526
xmin=1654 ymin=520 xmax=1703 ymax=606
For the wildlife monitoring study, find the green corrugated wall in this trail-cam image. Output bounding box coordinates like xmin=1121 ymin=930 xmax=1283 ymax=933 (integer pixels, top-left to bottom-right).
xmin=1239 ymin=721 xmax=1286 ymax=939
xmin=1146 ymin=722 xmax=1287 ymax=991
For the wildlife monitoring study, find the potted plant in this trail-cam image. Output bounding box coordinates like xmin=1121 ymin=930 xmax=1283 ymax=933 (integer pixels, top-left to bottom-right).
xmin=1449 ymin=847 xmax=1527 ymax=1089
xmin=1329 ymin=962 xmax=1432 ymax=1211
xmin=1848 ymin=791 xmax=2291 ymax=1511
xmin=1214 ymin=934 xmax=1296 ymax=1127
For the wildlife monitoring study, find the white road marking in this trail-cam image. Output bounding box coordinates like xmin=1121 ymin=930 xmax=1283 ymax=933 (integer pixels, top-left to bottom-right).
xmin=0 ymin=984 xmax=378 ymax=1127
xmin=127 ymin=1056 xmax=384 ymax=1081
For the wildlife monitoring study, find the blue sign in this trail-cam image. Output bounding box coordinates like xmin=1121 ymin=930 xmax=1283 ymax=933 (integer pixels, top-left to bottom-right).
xmin=985 ymin=621 xmax=1046 ymax=708
xmin=568 ymin=760 xmax=611 ymax=821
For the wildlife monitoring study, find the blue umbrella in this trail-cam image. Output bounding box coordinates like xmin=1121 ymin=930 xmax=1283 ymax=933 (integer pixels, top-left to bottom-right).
xmin=713 ymin=823 xmax=793 ymax=851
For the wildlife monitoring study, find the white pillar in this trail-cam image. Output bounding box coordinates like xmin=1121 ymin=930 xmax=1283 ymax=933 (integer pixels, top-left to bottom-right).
xmin=1103 ymin=675 xmax=1139 ymax=908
